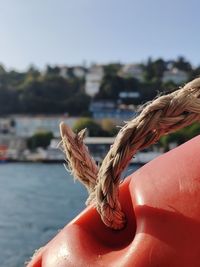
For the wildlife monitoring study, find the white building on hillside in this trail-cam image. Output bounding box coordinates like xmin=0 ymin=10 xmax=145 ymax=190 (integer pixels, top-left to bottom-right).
xmin=59 ymin=66 xmax=86 ymax=79
xmin=73 ymin=67 xmax=86 ymax=78
xmin=59 ymin=67 xmax=69 ymax=79
xmin=85 ymin=65 xmax=104 ymax=96
xmin=162 ymin=68 xmax=189 ymax=84
xmin=119 ymin=64 xmax=144 ymax=81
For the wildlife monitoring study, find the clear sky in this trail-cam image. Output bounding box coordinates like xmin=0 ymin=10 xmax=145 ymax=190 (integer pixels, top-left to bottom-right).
xmin=0 ymin=0 xmax=199 ymax=70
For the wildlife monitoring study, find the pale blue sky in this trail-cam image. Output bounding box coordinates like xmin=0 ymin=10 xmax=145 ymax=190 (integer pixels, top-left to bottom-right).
xmin=0 ymin=0 xmax=199 ymax=70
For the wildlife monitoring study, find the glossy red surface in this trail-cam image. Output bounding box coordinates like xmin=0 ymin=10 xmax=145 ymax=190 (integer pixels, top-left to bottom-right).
xmin=28 ymin=136 xmax=200 ymax=267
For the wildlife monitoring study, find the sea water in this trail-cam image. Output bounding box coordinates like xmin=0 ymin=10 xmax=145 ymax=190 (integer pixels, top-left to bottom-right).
xmin=0 ymin=163 xmax=138 ymax=267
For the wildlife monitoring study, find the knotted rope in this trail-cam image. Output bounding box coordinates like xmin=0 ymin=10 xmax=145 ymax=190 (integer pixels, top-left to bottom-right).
xmin=60 ymin=78 xmax=200 ymax=230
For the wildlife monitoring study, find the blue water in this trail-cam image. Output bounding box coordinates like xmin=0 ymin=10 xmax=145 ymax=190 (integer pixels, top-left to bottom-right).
xmin=0 ymin=163 xmax=138 ymax=267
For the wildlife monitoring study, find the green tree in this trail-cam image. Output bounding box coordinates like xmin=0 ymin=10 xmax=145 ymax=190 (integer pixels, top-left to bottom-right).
xmin=19 ymin=76 xmax=73 ymax=113
xmin=0 ymin=87 xmax=19 ymax=114
xmin=190 ymin=65 xmax=200 ymax=80
xmin=103 ymin=63 xmax=122 ymax=76
xmin=143 ymin=58 xmax=166 ymax=82
xmin=161 ymin=81 xmax=178 ymax=93
xmin=101 ymin=119 xmax=118 ymax=136
xmin=27 ymin=131 xmax=54 ymax=150
xmin=139 ymin=80 xmax=162 ymax=103
xmin=65 ymin=93 xmax=91 ymax=116
xmin=73 ymin=118 xmax=106 ymax=136
xmin=46 ymin=65 xmax=60 ymax=76
xmin=0 ymin=64 xmax=6 ymax=74
xmin=173 ymin=56 xmax=192 ymax=72
xmin=19 ymin=74 xmax=89 ymax=115
xmin=96 ymin=75 xmax=124 ymax=99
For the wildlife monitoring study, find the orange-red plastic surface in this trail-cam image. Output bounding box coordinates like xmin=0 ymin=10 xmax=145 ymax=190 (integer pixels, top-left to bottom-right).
xmin=28 ymin=136 xmax=200 ymax=267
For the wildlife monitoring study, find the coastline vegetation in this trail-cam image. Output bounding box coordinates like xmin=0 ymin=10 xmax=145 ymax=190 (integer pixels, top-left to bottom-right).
xmin=0 ymin=56 xmax=200 ymax=148
xmin=0 ymin=56 xmax=199 ymax=116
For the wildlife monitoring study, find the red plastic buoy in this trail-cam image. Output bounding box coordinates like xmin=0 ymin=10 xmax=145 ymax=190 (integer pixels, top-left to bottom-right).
xmin=27 ymin=136 xmax=200 ymax=267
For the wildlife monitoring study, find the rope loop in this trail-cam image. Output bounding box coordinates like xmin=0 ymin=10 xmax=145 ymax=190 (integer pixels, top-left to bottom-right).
xmin=60 ymin=78 xmax=200 ymax=230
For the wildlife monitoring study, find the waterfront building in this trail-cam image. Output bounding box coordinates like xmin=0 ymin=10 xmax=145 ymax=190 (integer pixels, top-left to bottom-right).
xmin=0 ymin=118 xmax=16 ymax=135
xmin=90 ymin=101 xmax=116 ymax=111
xmin=89 ymin=101 xmax=137 ymax=122
xmin=73 ymin=66 xmax=87 ymax=78
xmin=59 ymin=66 xmax=69 ymax=79
xmin=0 ymin=115 xmax=79 ymax=138
xmin=92 ymin=108 xmax=136 ymax=121
xmin=162 ymin=68 xmax=189 ymax=84
xmin=118 ymin=64 xmax=144 ymax=81
xmin=0 ymin=133 xmax=26 ymax=160
xmin=119 ymin=91 xmax=140 ymax=99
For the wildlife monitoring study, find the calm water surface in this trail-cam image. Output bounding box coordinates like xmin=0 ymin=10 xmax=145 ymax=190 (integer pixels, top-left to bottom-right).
xmin=0 ymin=163 xmax=138 ymax=267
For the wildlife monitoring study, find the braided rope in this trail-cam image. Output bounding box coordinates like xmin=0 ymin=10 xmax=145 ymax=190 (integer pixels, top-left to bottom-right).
xmin=60 ymin=78 xmax=200 ymax=230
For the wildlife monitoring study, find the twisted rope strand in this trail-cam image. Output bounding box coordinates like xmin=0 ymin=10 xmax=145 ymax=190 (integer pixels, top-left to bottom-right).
xmin=59 ymin=122 xmax=98 ymax=194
